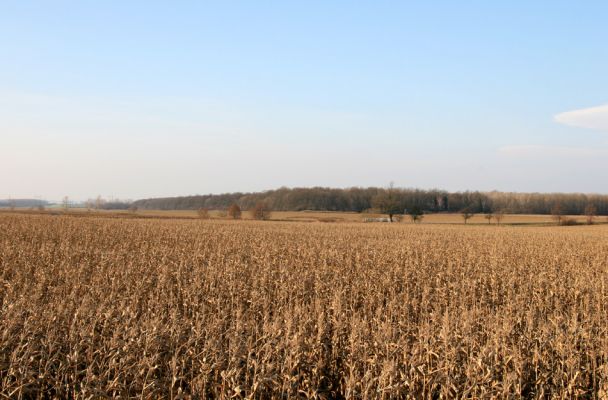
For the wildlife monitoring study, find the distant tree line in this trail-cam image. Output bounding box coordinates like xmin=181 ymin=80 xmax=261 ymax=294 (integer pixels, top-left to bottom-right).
xmin=133 ymin=187 xmax=381 ymax=212
xmin=0 ymin=199 xmax=48 ymax=208
xmin=132 ymin=187 xmax=608 ymax=215
xmin=99 ymin=201 xmax=133 ymax=210
xmin=83 ymin=196 xmax=133 ymax=210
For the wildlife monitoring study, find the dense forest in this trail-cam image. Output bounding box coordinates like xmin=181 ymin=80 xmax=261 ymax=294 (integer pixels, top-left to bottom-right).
xmin=133 ymin=187 xmax=608 ymax=215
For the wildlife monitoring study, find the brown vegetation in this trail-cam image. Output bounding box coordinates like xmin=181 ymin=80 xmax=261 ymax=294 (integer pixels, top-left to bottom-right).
xmin=406 ymin=205 xmax=424 ymax=224
xmin=197 ymin=207 xmax=210 ymax=219
xmin=1 ymin=214 xmax=607 ymax=398
xmin=552 ymin=203 xmax=564 ymax=225
xmin=250 ymin=201 xmax=271 ymax=220
xmin=132 ymin=187 xmax=608 ymax=216
xmin=461 ymin=208 xmax=475 ymax=224
xmin=227 ymin=203 xmax=242 ymax=219
xmin=494 ymin=210 xmax=505 ymax=225
xmin=372 ymin=183 xmax=402 ymax=222
xmin=586 ymin=204 xmax=598 ymax=225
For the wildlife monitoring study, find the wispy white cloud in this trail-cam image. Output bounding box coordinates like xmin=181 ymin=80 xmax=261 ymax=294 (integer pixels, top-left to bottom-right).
xmin=554 ymin=104 xmax=608 ymax=132
xmin=498 ymin=144 xmax=608 ymax=158
xmin=502 ymin=104 xmax=608 ymax=159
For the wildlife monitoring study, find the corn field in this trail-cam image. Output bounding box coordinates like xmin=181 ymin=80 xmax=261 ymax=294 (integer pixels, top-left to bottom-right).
xmin=1 ymin=213 xmax=607 ymax=398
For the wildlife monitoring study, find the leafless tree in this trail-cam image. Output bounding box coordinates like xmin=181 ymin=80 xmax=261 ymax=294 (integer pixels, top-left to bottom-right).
xmin=484 ymin=213 xmax=493 ymax=224
xmin=551 ymin=203 xmax=564 ymax=226
xmin=494 ymin=210 xmax=505 ymax=226
xmin=251 ymin=202 xmax=271 ymax=220
xmin=584 ymin=204 xmax=597 ymax=225
xmin=227 ymin=203 xmax=241 ymax=219
xmin=197 ymin=208 xmax=210 ymax=219
xmin=95 ymin=195 xmax=104 ymax=210
xmin=461 ymin=208 xmax=475 ymax=224
xmin=62 ymin=196 xmax=69 ymax=212
xmin=408 ymin=205 xmax=424 ymax=224
xmin=372 ymin=182 xmax=402 ymax=222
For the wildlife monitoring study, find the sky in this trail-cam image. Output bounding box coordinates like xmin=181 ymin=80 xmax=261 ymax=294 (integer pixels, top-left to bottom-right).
xmin=1 ymin=1 xmax=607 ymax=201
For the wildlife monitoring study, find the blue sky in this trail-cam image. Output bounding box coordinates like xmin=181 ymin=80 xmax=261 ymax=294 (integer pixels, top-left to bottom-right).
xmin=1 ymin=1 xmax=607 ymax=200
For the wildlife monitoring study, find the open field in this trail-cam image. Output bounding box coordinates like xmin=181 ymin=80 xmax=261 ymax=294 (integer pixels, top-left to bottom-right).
xmin=2 ymin=208 xmax=604 ymax=225
xmin=1 ymin=213 xmax=608 ymax=398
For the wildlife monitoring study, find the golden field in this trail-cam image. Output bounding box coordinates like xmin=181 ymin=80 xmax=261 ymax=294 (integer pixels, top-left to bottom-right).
xmin=9 ymin=208 xmax=604 ymax=225
xmin=1 ymin=213 xmax=607 ymax=398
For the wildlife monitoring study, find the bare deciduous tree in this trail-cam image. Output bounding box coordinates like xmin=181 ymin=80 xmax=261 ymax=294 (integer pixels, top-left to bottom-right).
xmin=227 ymin=203 xmax=242 ymax=219
xmin=494 ymin=210 xmax=505 ymax=226
xmin=461 ymin=208 xmax=475 ymax=224
xmin=484 ymin=213 xmax=493 ymax=224
xmin=95 ymin=195 xmax=104 ymax=210
xmin=584 ymin=204 xmax=597 ymax=225
xmin=62 ymin=196 xmax=69 ymax=212
xmin=551 ymin=203 xmax=564 ymax=226
xmin=197 ymin=208 xmax=210 ymax=219
xmin=251 ymin=202 xmax=271 ymax=220
xmin=408 ymin=205 xmax=424 ymax=224
xmin=372 ymin=182 xmax=402 ymax=222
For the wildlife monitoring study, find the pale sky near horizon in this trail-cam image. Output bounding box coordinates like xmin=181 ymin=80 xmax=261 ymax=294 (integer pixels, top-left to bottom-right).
xmin=1 ymin=1 xmax=607 ymax=201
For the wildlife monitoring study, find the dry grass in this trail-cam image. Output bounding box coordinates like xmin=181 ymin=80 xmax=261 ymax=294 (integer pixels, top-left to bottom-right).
xmin=1 ymin=213 xmax=607 ymax=398
xmin=128 ymin=210 xmax=608 ymax=225
xmin=5 ymin=208 xmax=601 ymax=226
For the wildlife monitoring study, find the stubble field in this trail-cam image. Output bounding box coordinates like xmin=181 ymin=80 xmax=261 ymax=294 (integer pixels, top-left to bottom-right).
xmin=1 ymin=213 xmax=607 ymax=398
